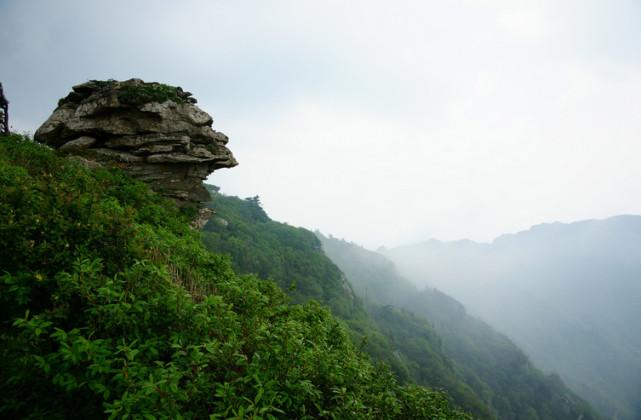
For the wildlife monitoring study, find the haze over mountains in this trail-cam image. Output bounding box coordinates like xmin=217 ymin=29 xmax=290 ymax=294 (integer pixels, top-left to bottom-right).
xmin=3 ymin=1 xmax=641 ymax=417
xmin=383 ymin=215 xmax=641 ymax=420
xmin=317 ymin=232 xmax=597 ymax=419
xmin=198 ymin=185 xmax=598 ymax=419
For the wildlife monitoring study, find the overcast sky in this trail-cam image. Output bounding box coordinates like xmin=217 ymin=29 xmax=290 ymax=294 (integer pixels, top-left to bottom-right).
xmin=2 ymin=0 xmax=641 ymax=248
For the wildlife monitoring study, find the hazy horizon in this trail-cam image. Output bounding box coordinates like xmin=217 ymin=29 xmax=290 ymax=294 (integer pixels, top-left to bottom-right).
xmin=382 ymin=214 xmax=641 ymax=418
xmin=318 ymin=214 xmax=641 ymax=252
xmin=3 ymin=0 xmax=641 ymax=248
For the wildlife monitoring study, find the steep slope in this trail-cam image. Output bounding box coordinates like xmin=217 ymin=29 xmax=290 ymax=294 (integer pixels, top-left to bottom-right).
xmin=383 ymin=218 xmax=641 ymax=420
xmin=202 ymin=188 xmax=356 ymax=319
xmin=318 ymin=233 xmax=600 ymax=420
xmin=0 ymin=135 xmax=469 ymax=419
xmin=201 ymin=187 xmax=492 ymax=418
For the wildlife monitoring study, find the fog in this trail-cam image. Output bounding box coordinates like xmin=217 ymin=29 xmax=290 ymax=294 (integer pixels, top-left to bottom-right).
xmin=3 ymin=0 xmax=641 ymax=248
xmin=3 ymin=1 xmax=641 ymax=417
xmin=383 ymin=215 xmax=641 ymax=419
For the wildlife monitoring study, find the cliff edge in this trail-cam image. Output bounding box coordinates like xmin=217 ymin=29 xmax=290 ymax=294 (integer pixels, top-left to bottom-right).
xmin=34 ymin=78 xmax=237 ymax=206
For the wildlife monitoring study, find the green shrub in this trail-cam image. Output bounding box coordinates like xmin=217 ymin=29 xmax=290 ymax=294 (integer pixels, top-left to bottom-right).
xmin=117 ymin=83 xmax=185 ymax=106
xmin=0 ymin=135 xmax=470 ymax=419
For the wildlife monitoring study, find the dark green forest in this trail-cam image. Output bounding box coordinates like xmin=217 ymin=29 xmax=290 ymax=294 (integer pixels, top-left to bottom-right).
xmin=0 ymin=135 xmax=470 ymax=419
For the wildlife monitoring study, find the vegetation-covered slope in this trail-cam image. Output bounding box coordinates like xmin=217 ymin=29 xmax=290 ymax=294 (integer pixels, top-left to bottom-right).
xmin=202 ymin=189 xmax=356 ymax=319
xmin=201 ymin=187 xmax=492 ymax=418
xmin=317 ymin=233 xmax=600 ymax=420
xmin=0 ymin=135 xmax=469 ymax=419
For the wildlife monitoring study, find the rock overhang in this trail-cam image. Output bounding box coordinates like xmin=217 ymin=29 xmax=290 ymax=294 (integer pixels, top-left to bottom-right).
xmin=35 ymin=78 xmax=237 ymax=206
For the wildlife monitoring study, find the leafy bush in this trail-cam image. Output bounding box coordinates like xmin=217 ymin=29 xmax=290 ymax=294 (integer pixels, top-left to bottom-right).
xmin=57 ymin=80 xmax=187 ymax=107
xmin=0 ymin=135 xmax=470 ymax=419
xmin=117 ymin=83 xmax=185 ymax=106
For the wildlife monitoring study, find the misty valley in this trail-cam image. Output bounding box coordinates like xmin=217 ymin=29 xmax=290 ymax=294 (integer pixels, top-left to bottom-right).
xmin=382 ymin=217 xmax=641 ymax=419
xmin=200 ymin=185 xmax=640 ymax=419
xmin=1 ymin=83 xmax=640 ymax=418
xmin=3 ymin=2 xmax=641 ymax=415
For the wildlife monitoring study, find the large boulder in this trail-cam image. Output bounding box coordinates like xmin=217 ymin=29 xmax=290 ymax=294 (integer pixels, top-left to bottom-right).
xmin=35 ymin=79 xmax=237 ymax=206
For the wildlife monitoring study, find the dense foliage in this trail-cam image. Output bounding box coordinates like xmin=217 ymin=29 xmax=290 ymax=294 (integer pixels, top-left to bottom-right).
xmin=202 ymin=188 xmax=491 ymax=418
xmin=202 ymin=191 xmax=356 ymax=319
xmin=0 ymin=135 xmax=470 ymax=419
xmin=58 ymin=80 xmax=187 ymax=107
xmin=318 ymin=234 xmax=601 ymax=420
xmin=117 ymin=83 xmax=186 ymax=106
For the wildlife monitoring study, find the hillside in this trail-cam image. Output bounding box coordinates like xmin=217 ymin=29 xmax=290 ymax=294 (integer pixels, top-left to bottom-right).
xmin=200 ymin=187 xmax=491 ymax=418
xmin=200 ymin=187 xmax=598 ymax=420
xmin=318 ymin=233 xmax=600 ymax=420
xmin=0 ymin=134 xmax=470 ymax=419
xmin=383 ymin=219 xmax=641 ymax=419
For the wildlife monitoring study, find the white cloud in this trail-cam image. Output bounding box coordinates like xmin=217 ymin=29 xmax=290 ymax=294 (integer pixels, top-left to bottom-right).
xmin=498 ymin=6 xmax=548 ymax=43
xmin=3 ymin=0 xmax=641 ymax=248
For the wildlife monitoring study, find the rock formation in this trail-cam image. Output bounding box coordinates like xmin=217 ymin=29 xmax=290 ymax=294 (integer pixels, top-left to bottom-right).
xmin=35 ymin=79 xmax=237 ymax=206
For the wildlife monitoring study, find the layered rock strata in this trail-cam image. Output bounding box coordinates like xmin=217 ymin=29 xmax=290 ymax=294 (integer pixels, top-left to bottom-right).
xmin=35 ymin=79 xmax=237 ymax=206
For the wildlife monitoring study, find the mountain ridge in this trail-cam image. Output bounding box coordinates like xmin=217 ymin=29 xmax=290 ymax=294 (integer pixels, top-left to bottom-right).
xmin=318 ymin=232 xmax=599 ymax=420
xmin=387 ymin=214 xmax=641 ymax=250
xmin=383 ymin=215 xmax=641 ymax=419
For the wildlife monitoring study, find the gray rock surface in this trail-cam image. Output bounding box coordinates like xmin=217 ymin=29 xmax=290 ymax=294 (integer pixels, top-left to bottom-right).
xmin=59 ymin=136 xmax=96 ymax=151
xmin=35 ymin=79 xmax=237 ymax=206
xmin=190 ymin=208 xmax=215 ymax=230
